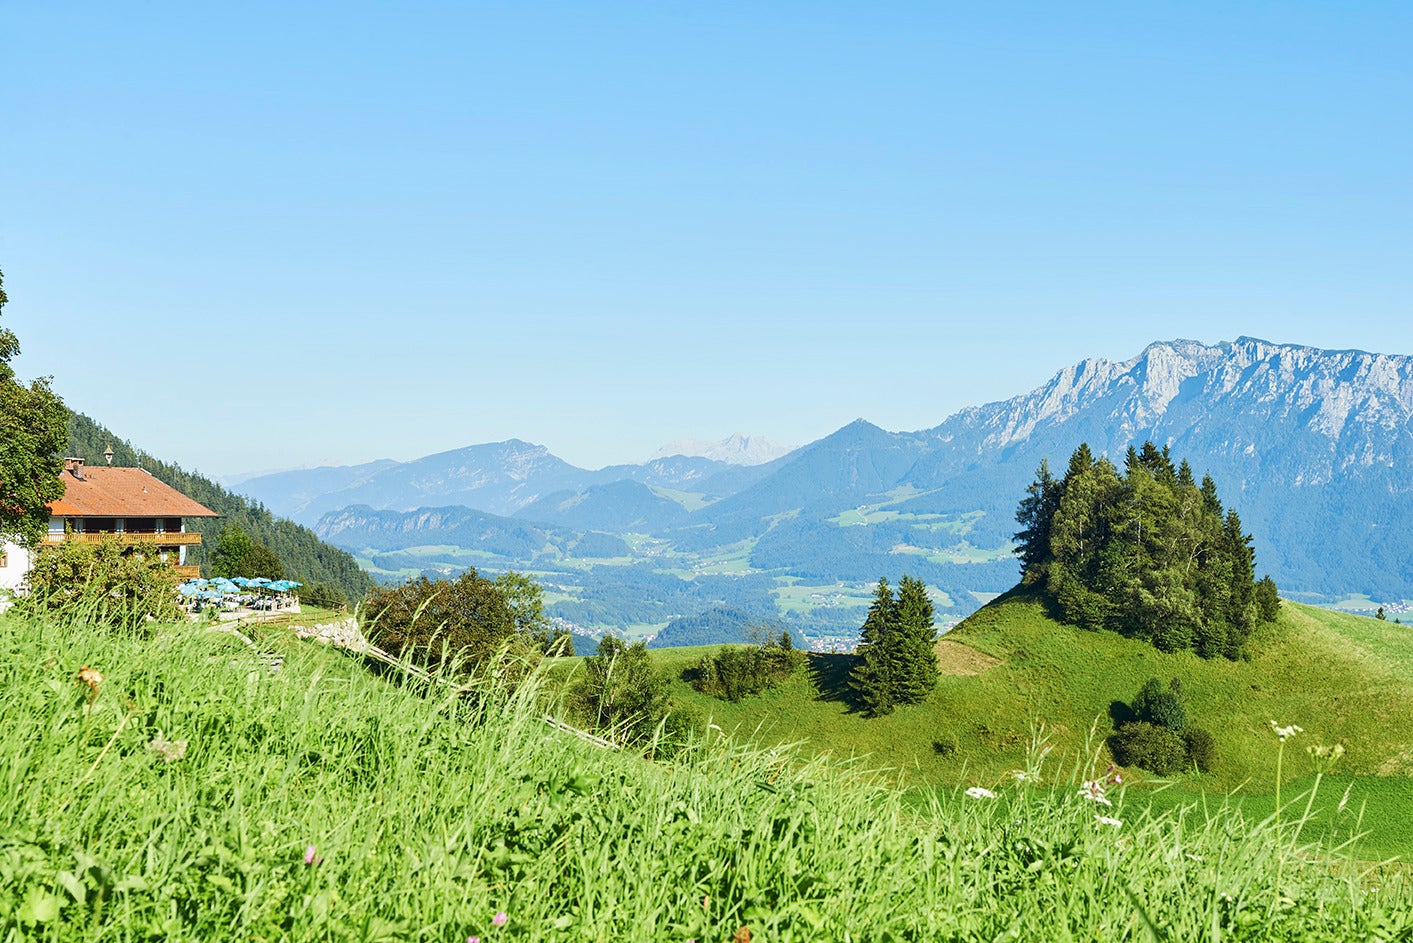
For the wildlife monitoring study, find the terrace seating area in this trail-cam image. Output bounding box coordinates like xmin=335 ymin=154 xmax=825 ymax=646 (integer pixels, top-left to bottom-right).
xmin=179 ymin=576 xmax=303 ymax=621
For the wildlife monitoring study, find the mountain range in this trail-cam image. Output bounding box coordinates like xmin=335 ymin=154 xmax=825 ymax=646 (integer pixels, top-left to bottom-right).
xmin=236 ymin=338 xmax=1413 ymax=634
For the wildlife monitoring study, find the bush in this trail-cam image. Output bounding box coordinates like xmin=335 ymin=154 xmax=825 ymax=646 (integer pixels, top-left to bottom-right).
xmin=1183 ymin=726 xmax=1217 ymax=773
xmin=687 ymin=632 xmax=804 ymax=702
xmin=1108 ymin=721 xmax=1190 ymax=775
xmin=20 ymin=536 xmax=182 ymax=628
xmin=1130 ymin=677 xmax=1186 ymax=732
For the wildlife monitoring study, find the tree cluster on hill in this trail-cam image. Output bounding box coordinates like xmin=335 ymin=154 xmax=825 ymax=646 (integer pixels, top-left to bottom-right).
xmin=850 ymin=575 xmax=939 ymax=716
xmin=1108 ymin=677 xmax=1215 ymax=775
xmin=686 ymin=631 xmax=805 ymax=702
xmin=0 ymin=268 xmax=67 ymax=549
xmin=66 ymin=412 xmax=374 ymax=604
xmin=1015 ymin=441 xmax=1280 ymax=658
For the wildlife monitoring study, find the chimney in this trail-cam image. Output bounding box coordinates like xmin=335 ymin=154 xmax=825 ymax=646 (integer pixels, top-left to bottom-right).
xmin=64 ymin=457 xmax=86 ymax=480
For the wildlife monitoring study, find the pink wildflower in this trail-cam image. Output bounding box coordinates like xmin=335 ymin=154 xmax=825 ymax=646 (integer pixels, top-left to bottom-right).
xmin=493 ymin=911 xmax=508 ymax=927
xmin=304 ymin=845 xmax=321 ymax=865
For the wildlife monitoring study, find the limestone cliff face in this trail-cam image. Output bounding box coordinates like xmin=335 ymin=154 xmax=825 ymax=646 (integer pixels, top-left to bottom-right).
xmin=929 ymin=338 xmax=1413 ymax=489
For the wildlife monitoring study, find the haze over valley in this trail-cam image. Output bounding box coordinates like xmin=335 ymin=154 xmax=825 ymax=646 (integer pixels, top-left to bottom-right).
xmin=235 ymin=337 xmax=1413 ymax=647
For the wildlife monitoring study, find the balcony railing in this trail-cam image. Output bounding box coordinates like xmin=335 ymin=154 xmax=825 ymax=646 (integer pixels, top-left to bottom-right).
xmin=174 ymin=565 xmax=201 ymax=578
xmin=44 ymin=532 xmax=203 ymax=546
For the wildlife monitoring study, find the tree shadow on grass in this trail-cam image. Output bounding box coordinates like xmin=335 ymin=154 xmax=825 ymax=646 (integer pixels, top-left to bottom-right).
xmin=807 ymin=652 xmax=863 ymax=712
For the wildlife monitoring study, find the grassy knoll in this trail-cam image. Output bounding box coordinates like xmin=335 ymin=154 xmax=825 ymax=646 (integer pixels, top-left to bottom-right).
xmin=5 ymin=610 xmax=1412 ymax=940
xmin=653 ymin=593 xmax=1413 ymax=852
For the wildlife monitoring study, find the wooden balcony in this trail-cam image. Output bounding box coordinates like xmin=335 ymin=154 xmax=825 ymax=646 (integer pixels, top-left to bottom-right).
xmin=44 ymin=532 xmax=203 ymax=547
xmin=174 ymin=565 xmax=201 ymax=578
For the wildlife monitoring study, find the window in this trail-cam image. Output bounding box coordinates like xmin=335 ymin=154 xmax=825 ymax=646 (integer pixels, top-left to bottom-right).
xmin=0 ymin=552 xmax=8 ymax=569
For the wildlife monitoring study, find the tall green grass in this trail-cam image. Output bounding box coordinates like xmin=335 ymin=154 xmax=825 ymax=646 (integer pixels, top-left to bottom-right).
xmin=2 ymin=610 xmax=1410 ymax=941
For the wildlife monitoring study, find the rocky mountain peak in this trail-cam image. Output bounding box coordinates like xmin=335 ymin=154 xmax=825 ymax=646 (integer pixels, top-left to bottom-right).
xmin=650 ymin=433 xmax=794 ymax=466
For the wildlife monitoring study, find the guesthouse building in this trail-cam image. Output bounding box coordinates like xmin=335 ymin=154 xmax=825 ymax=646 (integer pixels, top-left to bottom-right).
xmin=0 ymin=459 xmax=219 ymax=593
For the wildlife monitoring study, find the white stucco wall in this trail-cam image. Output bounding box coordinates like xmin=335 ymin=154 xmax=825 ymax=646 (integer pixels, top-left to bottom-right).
xmin=0 ymin=540 xmax=32 ymax=606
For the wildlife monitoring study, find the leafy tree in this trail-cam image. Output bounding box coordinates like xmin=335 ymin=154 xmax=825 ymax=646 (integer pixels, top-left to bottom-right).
xmin=1376 ymin=606 xmax=1387 ymax=621
xmin=494 ymin=570 xmax=568 ymax=653
xmin=0 ymin=268 xmax=68 ymax=548
xmin=207 ymin=524 xmax=284 ymax=579
xmin=20 ymin=536 xmax=182 ymax=628
xmin=295 ymin=581 xmax=347 ymax=611
xmin=571 ymin=635 xmax=668 ymax=747
xmin=362 ymin=569 xmax=539 ymax=677
xmin=1108 ymin=721 xmax=1190 ymax=775
xmin=1182 ymin=727 xmax=1217 ymax=773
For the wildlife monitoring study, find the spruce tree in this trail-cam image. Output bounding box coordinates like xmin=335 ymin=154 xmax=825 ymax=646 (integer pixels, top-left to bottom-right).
xmin=851 ymin=577 xmax=898 ymax=715
xmin=893 ymin=575 xmax=939 ymax=705
xmin=1014 ymin=458 xmax=1060 ymax=582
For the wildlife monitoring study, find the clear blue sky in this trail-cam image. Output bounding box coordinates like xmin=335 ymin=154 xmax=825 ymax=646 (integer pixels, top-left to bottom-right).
xmin=3 ymin=2 xmax=1410 ymax=477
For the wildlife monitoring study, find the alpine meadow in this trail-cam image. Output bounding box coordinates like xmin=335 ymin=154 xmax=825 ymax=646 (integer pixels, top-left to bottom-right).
xmin=5 ymin=5 xmax=1413 ymax=939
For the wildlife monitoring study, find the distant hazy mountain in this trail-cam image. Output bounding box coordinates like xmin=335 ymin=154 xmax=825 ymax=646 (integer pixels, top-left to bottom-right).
xmin=239 ymin=440 xmax=596 ymax=524
xmin=279 ymin=338 xmax=1413 ymax=608
xmin=650 ymin=434 xmax=795 ymax=466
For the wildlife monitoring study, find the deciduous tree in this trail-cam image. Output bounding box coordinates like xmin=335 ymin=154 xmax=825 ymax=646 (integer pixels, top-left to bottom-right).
xmin=0 ymin=268 xmax=67 ymax=548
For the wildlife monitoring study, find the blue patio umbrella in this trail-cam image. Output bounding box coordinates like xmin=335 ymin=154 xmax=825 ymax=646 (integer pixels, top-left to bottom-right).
xmin=177 ymin=582 xmax=200 ymax=596
xmin=230 ymin=576 xmax=251 ymax=587
xmin=249 ymin=577 xmax=272 ymax=587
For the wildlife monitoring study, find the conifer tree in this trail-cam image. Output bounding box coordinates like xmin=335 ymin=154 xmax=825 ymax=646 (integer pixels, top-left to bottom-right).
xmin=851 ymin=575 xmax=940 ymax=715
xmin=851 ymin=578 xmax=897 ymax=715
xmin=1014 ymin=458 xmax=1059 ymax=581
xmin=893 ymin=575 xmax=939 ymax=704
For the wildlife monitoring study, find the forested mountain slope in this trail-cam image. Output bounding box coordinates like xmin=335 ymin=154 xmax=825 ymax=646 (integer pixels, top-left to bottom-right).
xmin=67 ymin=412 xmax=374 ymax=603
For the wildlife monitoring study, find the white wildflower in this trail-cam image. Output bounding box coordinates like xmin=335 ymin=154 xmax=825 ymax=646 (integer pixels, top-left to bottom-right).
xmin=1269 ymin=721 xmax=1303 ymax=742
xmin=1095 ymin=815 xmax=1123 ymax=828
xmin=147 ymin=730 xmax=188 ymax=763
xmin=965 ymin=786 xmax=997 ymax=800
xmin=1079 ymin=780 xmax=1112 ymax=807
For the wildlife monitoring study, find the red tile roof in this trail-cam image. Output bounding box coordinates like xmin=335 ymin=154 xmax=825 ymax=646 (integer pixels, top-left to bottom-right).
xmin=48 ymin=467 xmax=219 ymax=518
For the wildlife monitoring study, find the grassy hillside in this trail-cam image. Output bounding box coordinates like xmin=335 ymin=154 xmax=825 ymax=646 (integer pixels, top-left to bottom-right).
xmin=66 ymin=411 xmax=375 ymax=604
xmin=4 ymin=608 xmax=1410 ymax=940
xmin=656 ymin=592 xmax=1413 ymax=796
